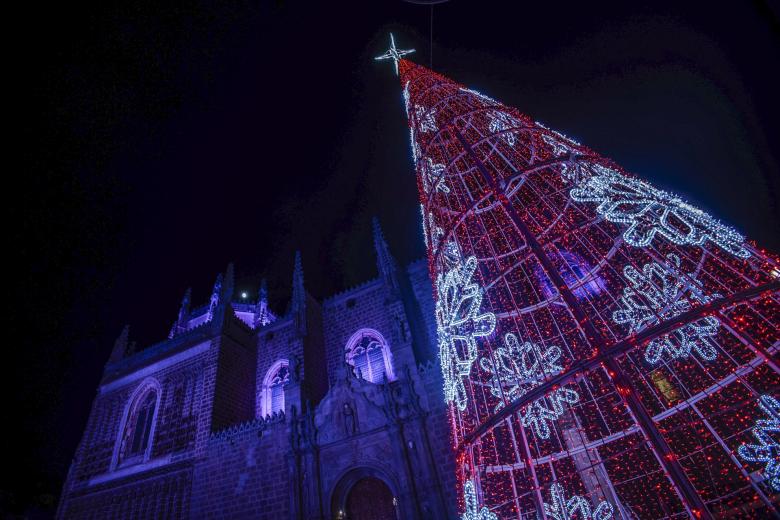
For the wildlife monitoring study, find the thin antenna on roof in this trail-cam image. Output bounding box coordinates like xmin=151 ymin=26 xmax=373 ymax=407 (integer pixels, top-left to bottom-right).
xmin=403 ymin=0 xmax=450 ymax=68
xmin=430 ymin=4 xmax=433 ymax=68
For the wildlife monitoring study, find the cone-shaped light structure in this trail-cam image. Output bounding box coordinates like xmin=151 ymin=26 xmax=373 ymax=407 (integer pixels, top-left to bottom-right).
xmin=384 ymin=48 xmax=780 ymax=519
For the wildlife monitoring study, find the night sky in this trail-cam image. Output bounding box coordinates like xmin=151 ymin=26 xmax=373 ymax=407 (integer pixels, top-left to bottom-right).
xmin=11 ymin=0 xmax=780 ymax=515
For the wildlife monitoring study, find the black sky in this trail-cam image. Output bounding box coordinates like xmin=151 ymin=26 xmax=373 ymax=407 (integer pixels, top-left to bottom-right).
xmin=10 ymin=0 xmax=780 ymax=515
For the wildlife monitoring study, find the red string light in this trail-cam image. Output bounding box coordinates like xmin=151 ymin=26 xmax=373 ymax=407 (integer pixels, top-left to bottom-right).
xmin=396 ymin=57 xmax=780 ymax=518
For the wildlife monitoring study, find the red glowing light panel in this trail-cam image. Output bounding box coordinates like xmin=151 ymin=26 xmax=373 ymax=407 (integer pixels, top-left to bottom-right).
xmin=397 ymin=57 xmax=780 ymax=518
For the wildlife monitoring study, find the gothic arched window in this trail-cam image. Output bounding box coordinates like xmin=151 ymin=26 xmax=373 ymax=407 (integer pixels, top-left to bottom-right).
xmin=261 ymin=360 xmax=289 ymax=417
xmin=114 ymin=379 xmax=160 ymax=468
xmin=345 ymin=329 xmax=395 ymax=384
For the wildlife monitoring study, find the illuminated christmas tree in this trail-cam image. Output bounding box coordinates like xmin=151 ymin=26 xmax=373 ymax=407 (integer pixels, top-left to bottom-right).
xmin=377 ymin=36 xmax=780 ymax=519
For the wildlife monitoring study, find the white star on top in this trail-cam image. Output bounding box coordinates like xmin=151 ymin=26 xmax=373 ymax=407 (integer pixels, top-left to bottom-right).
xmin=374 ymin=33 xmax=415 ymax=75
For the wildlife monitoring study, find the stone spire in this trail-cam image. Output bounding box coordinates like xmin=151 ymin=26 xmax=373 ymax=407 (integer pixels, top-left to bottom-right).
xmin=290 ymin=251 xmax=306 ymax=334
xmin=207 ymin=272 xmax=223 ymax=320
xmin=177 ymin=287 xmax=192 ymax=323
xmin=206 ymin=263 xmax=235 ymax=325
xmin=168 ymin=287 xmax=192 ymax=339
xmin=373 ymin=217 xmax=399 ymax=290
xmin=258 ymin=278 xmax=268 ymax=304
xmin=223 ymin=262 xmax=235 ymax=303
xmin=255 ymin=278 xmax=269 ymax=327
xmin=108 ymin=325 xmax=130 ymax=364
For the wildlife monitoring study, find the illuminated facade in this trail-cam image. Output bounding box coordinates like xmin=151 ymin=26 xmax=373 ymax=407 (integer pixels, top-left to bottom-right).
xmin=57 ymin=222 xmax=458 ymax=519
xmin=393 ymin=52 xmax=780 ymax=519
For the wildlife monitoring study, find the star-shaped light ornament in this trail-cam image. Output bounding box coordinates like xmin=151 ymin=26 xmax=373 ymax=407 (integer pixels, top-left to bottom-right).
xmin=374 ymin=33 xmax=415 ymax=75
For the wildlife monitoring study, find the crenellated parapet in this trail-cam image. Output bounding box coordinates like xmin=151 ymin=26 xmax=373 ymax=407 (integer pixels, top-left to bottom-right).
xmin=208 ymin=413 xmax=286 ymax=444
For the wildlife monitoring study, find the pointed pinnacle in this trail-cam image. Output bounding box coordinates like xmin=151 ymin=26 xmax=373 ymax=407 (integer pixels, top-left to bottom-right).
xmin=290 ymin=251 xmax=306 ymax=332
xmin=109 ymin=325 xmax=130 ymax=363
xmin=212 ymin=272 xmax=224 ymax=292
xmin=293 ymin=251 xmax=304 ymax=286
xmin=115 ymin=324 xmax=129 ymax=348
xmin=292 ymin=252 xmax=305 ymax=301
xmin=372 ymin=216 xmax=385 ymax=242
xmin=223 ymin=262 xmax=235 ymax=300
xmin=177 ymin=287 xmax=192 ymax=323
xmin=180 ymin=287 xmax=192 ymax=310
xmin=373 ymin=217 xmax=397 ymax=282
xmin=258 ymin=278 xmax=268 ymax=303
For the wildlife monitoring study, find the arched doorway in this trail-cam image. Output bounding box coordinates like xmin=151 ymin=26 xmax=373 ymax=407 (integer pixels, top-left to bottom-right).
xmin=343 ymin=477 xmax=396 ymax=520
xmin=331 ymin=467 xmax=401 ymax=520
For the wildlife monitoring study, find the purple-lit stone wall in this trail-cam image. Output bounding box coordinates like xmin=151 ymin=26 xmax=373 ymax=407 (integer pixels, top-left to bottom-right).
xmin=58 ymin=341 xmax=216 ymax=519
xmin=417 ymin=360 xmax=458 ymax=516
xmin=68 ymin=345 xmax=212 ymax=487
xmin=302 ymin=292 xmax=328 ymax=405
xmin=211 ymin=335 xmax=258 ymax=433
xmin=406 ymin=260 xmax=438 ymax=351
xmin=322 ymin=280 xmax=393 ymax=385
xmin=256 ymin=318 xmax=302 ymax=416
xmin=190 ymin=419 xmax=289 ymax=518
xmin=58 ymin=262 xmax=457 ymax=519
xmin=60 ymin=464 xmax=193 ymax=519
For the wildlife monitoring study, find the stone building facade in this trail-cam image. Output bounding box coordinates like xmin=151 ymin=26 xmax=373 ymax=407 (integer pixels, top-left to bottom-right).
xmin=57 ymin=220 xmax=457 ymax=519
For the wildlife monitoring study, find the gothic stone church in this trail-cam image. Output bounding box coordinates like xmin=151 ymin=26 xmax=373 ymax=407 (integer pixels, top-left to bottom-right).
xmin=57 ymin=221 xmax=457 ymax=519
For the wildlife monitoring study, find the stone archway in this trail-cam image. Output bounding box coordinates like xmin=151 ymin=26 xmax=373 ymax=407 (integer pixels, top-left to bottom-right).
xmin=330 ymin=467 xmax=400 ymax=520
xmin=345 ymin=477 xmax=396 ymax=520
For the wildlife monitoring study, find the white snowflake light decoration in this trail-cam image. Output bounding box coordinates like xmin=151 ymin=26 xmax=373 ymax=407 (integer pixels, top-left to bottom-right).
xmin=480 ymin=333 xmax=562 ymax=411
xmin=542 ymin=133 xmax=574 ymax=157
xmin=407 ymin=125 xmax=422 ymax=167
xmin=544 ymin=483 xmax=614 ymax=520
xmin=737 ymin=394 xmax=780 ymax=491
xmin=415 ymin=104 xmax=438 ymax=133
xmin=520 ymin=386 xmax=580 ymax=439
xmin=560 ymin=163 xmax=588 ymax=186
xmin=488 ymin=111 xmax=518 ymax=146
xmin=612 ymin=254 xmax=722 ymax=365
xmin=537 ymin=121 xmax=582 ymax=148
xmin=423 ymin=157 xmax=449 ymax=194
xmin=569 ymin=166 xmax=750 ymax=258
xmin=402 ymin=80 xmax=411 ymax=117
xmin=420 ymin=204 xmax=428 ymax=248
xmin=436 ymin=244 xmax=497 ymax=411
xmin=558 ymin=161 xmax=610 ymax=189
xmin=404 ymin=82 xmax=423 ymax=167
xmin=461 ymin=480 xmax=498 ymax=520
xmin=460 ymin=87 xmax=499 ymax=106
xmin=429 ymin=213 xmax=444 ymax=252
